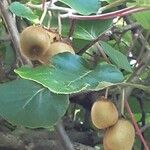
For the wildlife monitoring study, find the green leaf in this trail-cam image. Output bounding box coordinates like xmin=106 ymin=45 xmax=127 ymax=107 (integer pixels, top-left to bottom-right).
xmin=100 ymin=41 xmax=132 ymax=72
xmin=9 ymin=2 xmax=39 ymax=23
xmin=135 ymin=0 xmax=150 ymax=7
xmin=0 ymin=79 xmax=69 ymax=128
xmin=133 ymin=12 xmax=150 ymax=29
xmin=73 ymin=19 xmax=112 ymax=40
xmin=128 ymin=96 xmax=150 ymax=113
xmin=58 ymin=0 xmax=100 ymax=15
xmin=47 ymin=15 xmax=112 ymax=40
xmin=15 ymin=53 xmax=124 ymax=94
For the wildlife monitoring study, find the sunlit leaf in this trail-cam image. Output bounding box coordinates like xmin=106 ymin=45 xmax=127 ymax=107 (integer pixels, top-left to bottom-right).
xmin=15 ymin=53 xmax=124 ymax=94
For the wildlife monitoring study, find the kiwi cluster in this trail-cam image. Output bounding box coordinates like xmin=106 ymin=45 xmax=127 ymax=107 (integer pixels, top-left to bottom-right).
xmin=91 ymin=97 xmax=135 ymax=150
xmin=20 ymin=25 xmax=75 ymax=64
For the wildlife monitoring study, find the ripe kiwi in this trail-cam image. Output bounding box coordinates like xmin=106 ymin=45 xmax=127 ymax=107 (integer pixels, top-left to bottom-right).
xmin=103 ymin=119 xmax=135 ymax=150
xmin=20 ymin=26 xmax=51 ymax=60
xmin=46 ymin=29 xmax=60 ymax=43
xmin=47 ymin=41 xmax=75 ymax=58
xmin=38 ymin=41 xmax=75 ymax=64
xmin=91 ymin=97 xmax=118 ymax=129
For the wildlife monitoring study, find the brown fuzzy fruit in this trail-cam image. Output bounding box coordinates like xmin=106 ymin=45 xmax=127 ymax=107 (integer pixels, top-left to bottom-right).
xmin=47 ymin=41 xmax=75 ymax=58
xmin=91 ymin=97 xmax=118 ymax=129
xmin=46 ymin=29 xmax=60 ymax=43
xmin=103 ymin=119 xmax=135 ymax=150
xmin=38 ymin=41 xmax=75 ymax=64
xmin=20 ymin=26 xmax=51 ymax=60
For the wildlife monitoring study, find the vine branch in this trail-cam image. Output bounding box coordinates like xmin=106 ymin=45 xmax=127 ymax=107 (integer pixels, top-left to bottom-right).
xmin=122 ymin=15 xmax=150 ymax=150
xmin=125 ymin=100 xmax=149 ymax=150
xmin=27 ymin=2 xmax=150 ymax=20
xmin=0 ymin=0 xmax=29 ymax=65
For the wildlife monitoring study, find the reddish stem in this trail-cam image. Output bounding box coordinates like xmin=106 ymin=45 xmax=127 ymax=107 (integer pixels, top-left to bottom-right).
xmin=67 ymin=7 xmax=150 ymax=20
xmin=125 ymin=100 xmax=149 ymax=150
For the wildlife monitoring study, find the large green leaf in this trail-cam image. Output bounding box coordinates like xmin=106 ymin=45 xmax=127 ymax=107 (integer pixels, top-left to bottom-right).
xmin=133 ymin=12 xmax=150 ymax=29
xmin=0 ymin=79 xmax=69 ymax=128
xmin=100 ymin=41 xmax=132 ymax=72
xmin=73 ymin=19 xmax=112 ymax=40
xmin=47 ymin=15 xmax=112 ymax=40
xmin=58 ymin=0 xmax=100 ymax=15
xmin=15 ymin=53 xmax=124 ymax=94
xmin=60 ymin=19 xmax=113 ymax=40
xmin=9 ymin=2 xmax=39 ymax=23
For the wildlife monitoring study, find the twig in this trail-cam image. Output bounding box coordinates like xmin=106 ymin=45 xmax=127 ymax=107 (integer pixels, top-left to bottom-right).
xmin=125 ymin=100 xmax=149 ymax=150
xmin=55 ymin=120 xmax=75 ymax=150
xmin=0 ymin=0 xmax=28 ymax=65
xmin=127 ymin=31 xmax=139 ymax=56
xmin=112 ymin=23 xmax=140 ymax=34
xmin=123 ymin=16 xmax=150 ymax=98
xmin=68 ymin=19 xmax=76 ymax=39
xmin=27 ymin=2 xmax=150 ymax=20
xmin=61 ymin=7 xmax=150 ymax=20
xmin=39 ymin=4 xmax=48 ymax=25
xmin=77 ymin=33 xmax=106 ymax=55
xmin=135 ymin=31 xmax=150 ymax=67
xmin=95 ymin=43 xmax=111 ymax=63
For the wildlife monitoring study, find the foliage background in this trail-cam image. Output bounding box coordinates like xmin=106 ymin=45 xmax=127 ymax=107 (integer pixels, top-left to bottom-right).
xmin=0 ymin=0 xmax=150 ymax=149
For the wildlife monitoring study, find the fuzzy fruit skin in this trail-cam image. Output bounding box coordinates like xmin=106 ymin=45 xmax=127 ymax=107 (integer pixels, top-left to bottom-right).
xmin=20 ymin=26 xmax=51 ymax=60
xmin=91 ymin=98 xmax=118 ymax=129
xmin=39 ymin=41 xmax=75 ymax=64
xmin=103 ymin=119 xmax=135 ymax=150
xmin=46 ymin=30 xmax=60 ymax=43
xmin=47 ymin=41 xmax=75 ymax=58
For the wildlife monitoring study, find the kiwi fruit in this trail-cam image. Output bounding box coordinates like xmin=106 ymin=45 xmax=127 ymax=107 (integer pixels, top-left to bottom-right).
xmin=20 ymin=26 xmax=51 ymax=60
xmin=103 ymin=119 xmax=135 ymax=150
xmin=46 ymin=29 xmax=60 ymax=43
xmin=91 ymin=97 xmax=118 ymax=129
xmin=38 ymin=41 xmax=75 ymax=64
xmin=47 ymin=41 xmax=75 ymax=58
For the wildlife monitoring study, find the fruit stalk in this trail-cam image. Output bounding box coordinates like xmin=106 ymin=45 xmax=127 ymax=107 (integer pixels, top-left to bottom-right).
xmin=125 ymin=100 xmax=150 ymax=150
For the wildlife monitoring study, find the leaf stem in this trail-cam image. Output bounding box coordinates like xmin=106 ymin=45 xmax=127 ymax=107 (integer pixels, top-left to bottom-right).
xmin=125 ymin=100 xmax=149 ymax=150
xmin=105 ymin=87 xmax=109 ymax=99
xmin=58 ymin=13 xmax=62 ymax=35
xmin=121 ymin=88 xmax=125 ymax=115
xmin=39 ymin=5 xmax=47 ymax=25
xmin=61 ymin=7 xmax=150 ymax=20
xmin=28 ymin=2 xmax=150 ymax=20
